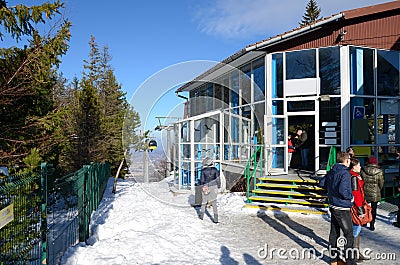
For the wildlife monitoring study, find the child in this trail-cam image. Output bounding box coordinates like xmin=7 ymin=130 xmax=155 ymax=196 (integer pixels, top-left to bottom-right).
xmin=288 ymin=134 xmax=295 ymax=169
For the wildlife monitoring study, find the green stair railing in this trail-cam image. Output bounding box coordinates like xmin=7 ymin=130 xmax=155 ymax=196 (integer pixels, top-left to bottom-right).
xmin=245 ymin=145 xmax=263 ymax=202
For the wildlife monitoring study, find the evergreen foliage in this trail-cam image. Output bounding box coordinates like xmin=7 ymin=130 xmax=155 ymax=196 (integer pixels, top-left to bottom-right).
xmin=60 ymin=36 xmax=144 ymax=173
xmin=0 ymin=2 xmax=144 ymax=174
xmin=0 ymin=1 xmax=71 ymax=170
xmin=299 ymin=0 xmax=322 ymax=27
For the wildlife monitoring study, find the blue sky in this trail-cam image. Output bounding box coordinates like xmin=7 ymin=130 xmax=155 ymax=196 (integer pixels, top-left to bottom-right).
xmin=2 ymin=0 xmax=392 ymax=133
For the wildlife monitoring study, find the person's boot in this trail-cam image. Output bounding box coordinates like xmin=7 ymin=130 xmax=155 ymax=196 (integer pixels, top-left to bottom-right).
xmin=369 ymin=220 xmax=375 ymax=231
xmin=199 ymin=212 xmax=204 ymax=220
xmin=354 ymin=235 xmax=370 ymax=261
xmin=213 ymin=214 xmax=218 ymax=223
xmin=330 ymin=259 xmax=346 ymax=265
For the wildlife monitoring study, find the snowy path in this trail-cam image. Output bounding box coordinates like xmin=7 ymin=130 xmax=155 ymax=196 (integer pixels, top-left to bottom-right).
xmin=61 ymin=177 xmax=400 ymax=265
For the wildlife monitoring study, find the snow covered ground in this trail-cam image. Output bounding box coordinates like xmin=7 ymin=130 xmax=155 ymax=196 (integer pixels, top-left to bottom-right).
xmin=61 ymin=176 xmax=400 ymax=265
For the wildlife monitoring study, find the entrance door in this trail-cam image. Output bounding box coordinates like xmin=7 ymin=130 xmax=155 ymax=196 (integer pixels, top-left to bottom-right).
xmin=288 ymin=114 xmax=317 ymax=172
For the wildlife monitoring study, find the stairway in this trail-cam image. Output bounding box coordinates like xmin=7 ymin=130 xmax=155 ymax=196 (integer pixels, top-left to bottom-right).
xmin=245 ymin=171 xmax=329 ymax=214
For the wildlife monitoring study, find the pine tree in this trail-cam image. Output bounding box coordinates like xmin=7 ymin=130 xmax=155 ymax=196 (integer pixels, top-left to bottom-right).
xmin=299 ymin=0 xmax=322 ymax=27
xmin=0 ymin=1 xmax=71 ymax=168
xmin=97 ymin=46 xmax=127 ymax=168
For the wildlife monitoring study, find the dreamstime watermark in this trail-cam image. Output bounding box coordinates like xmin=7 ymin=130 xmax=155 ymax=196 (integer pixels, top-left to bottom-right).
xmin=257 ymin=236 xmax=397 ymax=261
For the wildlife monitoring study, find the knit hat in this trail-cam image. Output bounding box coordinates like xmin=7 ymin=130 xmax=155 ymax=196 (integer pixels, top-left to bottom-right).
xmin=368 ymin=156 xmax=377 ymax=165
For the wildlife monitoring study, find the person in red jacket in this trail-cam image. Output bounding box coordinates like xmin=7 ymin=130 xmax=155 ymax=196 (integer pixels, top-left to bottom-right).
xmin=288 ymin=134 xmax=295 ymax=169
xmin=350 ymin=158 xmax=369 ymax=261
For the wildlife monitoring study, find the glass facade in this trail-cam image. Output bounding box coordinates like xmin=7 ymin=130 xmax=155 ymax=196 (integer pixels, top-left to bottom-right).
xmin=179 ymin=46 xmax=400 ymax=191
xmin=350 ymin=47 xmax=374 ymax=95
xmin=272 ymin=53 xmax=283 ymax=98
xmin=286 ymin=49 xmax=316 ymax=79
xmin=377 ymin=50 xmax=400 ymax=96
xmin=319 ymin=46 xmax=340 ymax=95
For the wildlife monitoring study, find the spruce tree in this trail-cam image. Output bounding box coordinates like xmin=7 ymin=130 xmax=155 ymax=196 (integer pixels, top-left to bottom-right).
xmin=77 ymin=74 xmax=102 ymax=165
xmin=299 ymin=0 xmax=322 ymax=27
xmin=97 ymin=46 xmax=127 ymax=169
xmin=0 ymin=1 xmax=71 ymax=168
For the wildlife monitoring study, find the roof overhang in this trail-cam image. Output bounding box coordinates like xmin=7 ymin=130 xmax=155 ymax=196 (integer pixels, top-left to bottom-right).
xmin=246 ymin=13 xmax=344 ymax=52
xmin=176 ymin=50 xmax=265 ymax=92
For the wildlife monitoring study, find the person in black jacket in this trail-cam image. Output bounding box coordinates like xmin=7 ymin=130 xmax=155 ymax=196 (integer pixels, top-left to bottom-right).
xmin=360 ymin=156 xmax=384 ymax=231
xmin=199 ymin=158 xmax=221 ymax=223
xmin=319 ymin=151 xmax=356 ymax=265
xmin=295 ymin=128 xmax=309 ymax=170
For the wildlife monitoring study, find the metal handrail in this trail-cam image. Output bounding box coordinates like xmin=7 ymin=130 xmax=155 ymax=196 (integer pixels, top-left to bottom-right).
xmin=244 ymin=145 xmax=263 ymax=202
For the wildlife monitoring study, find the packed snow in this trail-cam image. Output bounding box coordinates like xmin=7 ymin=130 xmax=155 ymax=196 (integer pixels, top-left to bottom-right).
xmin=61 ymin=176 xmax=400 ymax=265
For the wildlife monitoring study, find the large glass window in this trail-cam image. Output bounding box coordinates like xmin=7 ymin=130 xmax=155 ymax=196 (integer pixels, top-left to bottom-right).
xmin=198 ymin=85 xmax=207 ymax=114
xmin=272 ymin=100 xmax=284 ymax=115
xmin=253 ymin=102 xmax=265 ymax=141
xmin=230 ymin=71 xmax=239 ymax=108
xmin=223 ymin=76 xmax=229 ymax=106
xmin=240 ymin=64 xmax=251 ymax=106
xmin=214 ymin=83 xmax=222 ymax=109
xmin=190 ymin=89 xmax=200 ymax=117
xmin=287 ymin=100 xmax=315 ymax=112
xmin=271 ymin=118 xmax=285 ymax=145
xmin=350 ymin=97 xmax=375 ymax=144
xmin=319 ymin=97 xmax=341 ymax=145
xmin=272 ymin=53 xmax=283 ymax=98
xmin=377 ymin=98 xmax=400 ymax=145
xmin=205 ymin=83 xmax=213 ymax=112
xmin=350 ymin=47 xmax=374 ymax=95
xmin=253 ymin=57 xmax=265 ymax=102
xmin=377 ymin=50 xmax=400 ymax=96
xmin=286 ymin=49 xmax=316 ymax=79
xmin=319 ymin=47 xmax=340 ymax=95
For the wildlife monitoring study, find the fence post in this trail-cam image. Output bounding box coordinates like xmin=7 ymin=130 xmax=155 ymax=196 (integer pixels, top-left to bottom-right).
xmin=40 ymin=163 xmax=48 ymax=265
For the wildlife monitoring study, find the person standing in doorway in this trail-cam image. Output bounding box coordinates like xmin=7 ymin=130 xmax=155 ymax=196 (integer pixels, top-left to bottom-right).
xmin=199 ymin=158 xmax=221 ymax=223
xmin=320 ymin=151 xmax=356 ymax=265
xmin=288 ymin=134 xmax=295 ymax=169
xmin=295 ymin=128 xmax=309 ymax=170
xmin=361 ymin=156 xmax=384 ymax=231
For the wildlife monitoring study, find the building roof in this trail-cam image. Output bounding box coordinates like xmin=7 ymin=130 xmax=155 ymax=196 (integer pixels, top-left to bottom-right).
xmin=176 ymin=1 xmax=400 ymax=93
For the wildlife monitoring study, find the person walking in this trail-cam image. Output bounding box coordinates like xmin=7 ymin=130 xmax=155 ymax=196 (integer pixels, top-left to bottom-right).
xmin=288 ymin=134 xmax=295 ymax=169
xmin=349 ymin=158 xmax=370 ymax=261
xmin=295 ymin=128 xmax=309 ymax=170
xmin=319 ymin=151 xmax=356 ymax=265
xmin=199 ymin=158 xmax=221 ymax=223
xmin=361 ymin=156 xmax=384 ymax=231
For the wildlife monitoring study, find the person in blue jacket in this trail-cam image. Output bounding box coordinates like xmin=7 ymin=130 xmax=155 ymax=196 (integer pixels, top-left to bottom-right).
xmin=320 ymin=151 xmax=356 ymax=265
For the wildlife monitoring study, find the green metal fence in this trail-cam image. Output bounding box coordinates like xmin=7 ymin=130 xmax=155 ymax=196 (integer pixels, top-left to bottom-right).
xmin=0 ymin=162 xmax=110 ymax=265
xmin=0 ymin=171 xmax=43 ymax=265
xmin=46 ymin=162 xmax=110 ymax=265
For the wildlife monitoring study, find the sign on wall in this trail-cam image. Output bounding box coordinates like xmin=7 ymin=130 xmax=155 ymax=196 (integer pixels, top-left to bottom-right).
xmin=353 ymin=106 xmax=365 ymax=119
